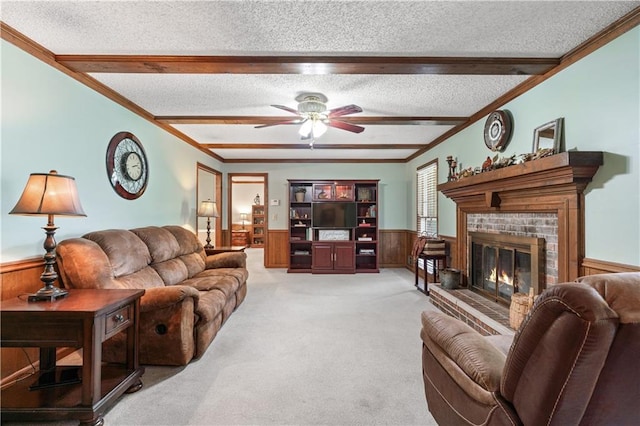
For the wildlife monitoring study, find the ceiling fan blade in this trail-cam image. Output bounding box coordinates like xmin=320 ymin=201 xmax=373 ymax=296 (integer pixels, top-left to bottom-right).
xmin=254 ymin=119 xmax=303 ymax=129
xmin=271 ymin=104 xmax=301 ymax=115
xmin=327 ymin=119 xmax=365 ymax=133
xmin=328 ymin=104 xmax=363 ymax=118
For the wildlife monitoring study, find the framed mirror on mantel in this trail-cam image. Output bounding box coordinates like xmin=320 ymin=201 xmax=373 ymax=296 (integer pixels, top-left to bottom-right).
xmin=532 ymin=117 xmax=564 ymax=154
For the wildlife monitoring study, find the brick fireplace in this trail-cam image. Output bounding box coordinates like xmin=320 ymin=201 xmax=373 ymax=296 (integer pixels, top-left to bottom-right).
xmin=438 ymin=151 xmax=603 ymax=295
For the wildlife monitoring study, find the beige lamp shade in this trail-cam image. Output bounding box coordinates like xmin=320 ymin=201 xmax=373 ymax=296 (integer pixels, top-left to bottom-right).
xmin=9 ymin=170 xmax=86 ymax=302
xmin=10 ymin=170 xmax=86 ymax=217
xmin=197 ymin=199 xmax=219 ymax=218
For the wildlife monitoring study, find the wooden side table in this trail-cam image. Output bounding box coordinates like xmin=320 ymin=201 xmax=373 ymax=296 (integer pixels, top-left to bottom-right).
xmin=1 ymin=289 xmax=145 ymax=426
xmin=415 ymin=253 xmax=447 ymax=296
xmin=205 ymin=245 xmax=246 ymax=255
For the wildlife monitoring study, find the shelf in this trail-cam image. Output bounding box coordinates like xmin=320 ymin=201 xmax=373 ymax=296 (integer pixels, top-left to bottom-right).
xmin=288 ymin=179 xmax=379 ymax=274
xmin=251 ymin=204 xmax=266 ymax=248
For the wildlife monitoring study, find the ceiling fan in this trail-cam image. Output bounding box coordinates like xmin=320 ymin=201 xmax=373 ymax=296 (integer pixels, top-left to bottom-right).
xmin=255 ymin=93 xmax=365 ymax=143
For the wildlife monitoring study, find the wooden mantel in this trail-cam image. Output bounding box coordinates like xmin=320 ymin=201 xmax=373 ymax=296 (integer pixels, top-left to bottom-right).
xmin=438 ymin=151 xmax=603 ymax=284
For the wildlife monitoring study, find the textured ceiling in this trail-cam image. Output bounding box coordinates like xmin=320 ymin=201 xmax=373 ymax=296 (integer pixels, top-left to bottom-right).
xmin=2 ymin=1 xmax=639 ymax=162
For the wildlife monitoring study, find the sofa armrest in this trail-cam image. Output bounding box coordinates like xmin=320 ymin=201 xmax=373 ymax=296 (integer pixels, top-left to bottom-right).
xmin=139 ymin=285 xmax=200 ymax=313
xmin=206 ymin=251 xmax=247 ymax=269
xmin=421 ymin=310 xmax=506 ymax=393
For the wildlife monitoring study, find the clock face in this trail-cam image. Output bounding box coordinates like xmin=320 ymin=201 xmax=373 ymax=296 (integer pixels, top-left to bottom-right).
xmin=123 ymin=152 xmax=143 ymax=181
xmin=484 ymin=110 xmax=513 ymax=152
xmin=106 ymin=132 xmax=148 ymax=199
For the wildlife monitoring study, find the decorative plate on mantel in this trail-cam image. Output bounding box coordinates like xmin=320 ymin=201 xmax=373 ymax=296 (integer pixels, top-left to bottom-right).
xmin=484 ymin=110 xmax=513 ymax=152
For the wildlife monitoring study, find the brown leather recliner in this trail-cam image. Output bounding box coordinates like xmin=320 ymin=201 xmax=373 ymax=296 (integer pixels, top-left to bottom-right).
xmin=420 ymin=272 xmax=640 ymax=425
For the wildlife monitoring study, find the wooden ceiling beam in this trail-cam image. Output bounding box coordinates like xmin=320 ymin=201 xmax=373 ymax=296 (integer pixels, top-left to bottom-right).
xmin=157 ymin=116 xmax=467 ymax=126
xmin=223 ymin=158 xmax=406 ymax=164
xmin=203 ymin=143 xmax=422 ymax=150
xmin=56 ymin=55 xmax=559 ymax=75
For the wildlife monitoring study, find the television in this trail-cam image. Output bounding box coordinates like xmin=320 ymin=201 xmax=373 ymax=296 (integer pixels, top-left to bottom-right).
xmin=313 ymin=202 xmax=357 ymax=228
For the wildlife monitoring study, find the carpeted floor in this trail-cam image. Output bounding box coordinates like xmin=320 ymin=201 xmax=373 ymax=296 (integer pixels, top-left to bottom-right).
xmin=11 ymin=248 xmax=439 ymax=425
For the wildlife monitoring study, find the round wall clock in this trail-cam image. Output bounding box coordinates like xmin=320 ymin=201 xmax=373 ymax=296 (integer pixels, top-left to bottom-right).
xmin=483 ymin=110 xmax=513 ymax=151
xmin=106 ymin=131 xmax=148 ymax=199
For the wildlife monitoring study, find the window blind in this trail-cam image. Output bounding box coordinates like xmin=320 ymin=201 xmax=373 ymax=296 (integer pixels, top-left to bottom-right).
xmin=417 ymin=160 xmax=438 ymax=271
xmin=417 ymin=160 xmax=438 ymax=236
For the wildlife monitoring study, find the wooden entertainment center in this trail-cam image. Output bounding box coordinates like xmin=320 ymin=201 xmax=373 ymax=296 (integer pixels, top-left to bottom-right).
xmin=288 ymin=179 xmax=379 ymax=274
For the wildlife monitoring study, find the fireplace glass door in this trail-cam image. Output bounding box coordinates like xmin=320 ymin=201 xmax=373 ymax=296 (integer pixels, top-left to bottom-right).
xmin=469 ymin=232 xmax=544 ymax=306
xmin=473 ymin=245 xmax=517 ymax=302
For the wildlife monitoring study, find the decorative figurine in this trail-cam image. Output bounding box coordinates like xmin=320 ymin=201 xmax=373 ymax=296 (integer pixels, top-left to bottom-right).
xmin=446 ymin=156 xmax=458 ymax=181
xmin=482 ymin=156 xmax=493 ymax=171
xmin=254 ymin=193 xmax=261 ymax=205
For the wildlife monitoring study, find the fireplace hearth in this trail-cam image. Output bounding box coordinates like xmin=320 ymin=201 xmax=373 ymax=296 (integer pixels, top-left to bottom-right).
xmin=469 ymin=232 xmax=545 ymax=305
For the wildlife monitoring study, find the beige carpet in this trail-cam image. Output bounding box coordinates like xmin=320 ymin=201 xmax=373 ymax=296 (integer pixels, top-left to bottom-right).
xmin=12 ymin=248 xmax=439 ymax=425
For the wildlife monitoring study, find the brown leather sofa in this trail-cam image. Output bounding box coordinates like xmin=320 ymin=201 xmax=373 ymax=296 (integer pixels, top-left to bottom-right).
xmin=57 ymin=225 xmax=248 ymax=366
xmin=420 ymin=272 xmax=640 ymax=425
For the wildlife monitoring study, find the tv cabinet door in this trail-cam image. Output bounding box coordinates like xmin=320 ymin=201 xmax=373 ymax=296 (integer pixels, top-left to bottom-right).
xmin=312 ymin=242 xmax=355 ymax=273
xmin=312 ymin=243 xmax=334 ymax=271
xmin=334 ymin=242 xmax=355 ymax=272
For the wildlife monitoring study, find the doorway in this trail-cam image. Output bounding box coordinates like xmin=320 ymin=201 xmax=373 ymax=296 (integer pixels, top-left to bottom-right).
xmin=196 ymin=163 xmax=222 ymax=248
xmin=228 ymin=173 xmax=268 ymax=265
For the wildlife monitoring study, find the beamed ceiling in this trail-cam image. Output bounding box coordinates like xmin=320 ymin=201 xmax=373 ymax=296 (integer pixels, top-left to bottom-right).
xmin=2 ymin=1 xmax=639 ymax=163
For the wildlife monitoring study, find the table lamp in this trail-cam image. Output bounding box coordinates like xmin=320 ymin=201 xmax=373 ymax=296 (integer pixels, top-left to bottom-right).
xmin=9 ymin=170 xmax=86 ymax=302
xmin=197 ymin=199 xmax=219 ymax=249
xmin=240 ymin=213 xmax=248 ymax=230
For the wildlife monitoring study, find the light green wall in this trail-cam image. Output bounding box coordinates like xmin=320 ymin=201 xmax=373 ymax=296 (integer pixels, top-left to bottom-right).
xmin=2 ymin=27 xmax=639 ymax=266
xmin=225 ymin=162 xmax=408 ymax=230
xmin=1 ymin=41 xmax=222 ymax=262
xmin=407 ymin=27 xmax=640 ymax=266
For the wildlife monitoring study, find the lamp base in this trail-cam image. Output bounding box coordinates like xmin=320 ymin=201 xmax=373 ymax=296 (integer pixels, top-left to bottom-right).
xmin=28 ymin=286 xmax=69 ymax=302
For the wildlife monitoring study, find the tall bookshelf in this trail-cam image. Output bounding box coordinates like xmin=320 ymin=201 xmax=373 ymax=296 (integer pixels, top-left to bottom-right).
xmin=287 ymin=179 xmax=379 ymax=274
xmin=251 ymin=204 xmax=265 ymax=247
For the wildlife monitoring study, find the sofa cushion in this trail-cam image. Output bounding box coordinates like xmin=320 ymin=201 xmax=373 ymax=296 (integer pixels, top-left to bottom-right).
xmin=57 ymin=237 xmax=122 ymax=289
xmin=131 ymin=226 xmax=208 ymax=284
xmin=152 ymin=258 xmax=190 ymax=286
xmin=200 ymin=267 xmax=249 ymax=287
xmin=183 ymin=272 xmax=240 ymax=299
xmin=195 ymin=289 xmax=227 ymax=323
xmin=164 ymin=225 xmax=205 ymax=258
xmin=83 ymin=229 xmax=152 ymax=278
xmin=179 ymin=252 xmax=207 ymax=278
xmin=115 ymin=266 xmax=164 ymax=289
xmin=131 ymin=226 xmax=182 ymax=263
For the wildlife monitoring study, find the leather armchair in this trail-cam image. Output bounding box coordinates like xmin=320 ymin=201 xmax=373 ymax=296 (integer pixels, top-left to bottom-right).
xmin=420 ymin=272 xmax=640 ymax=425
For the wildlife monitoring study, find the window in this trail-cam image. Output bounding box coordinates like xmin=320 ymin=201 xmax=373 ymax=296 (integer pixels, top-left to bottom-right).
xmin=417 ymin=159 xmax=438 ymax=271
xmin=417 ymin=159 xmax=438 ymax=236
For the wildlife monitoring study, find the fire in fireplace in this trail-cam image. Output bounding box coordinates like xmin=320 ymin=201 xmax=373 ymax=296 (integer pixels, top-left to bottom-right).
xmin=469 ymin=232 xmax=545 ymax=305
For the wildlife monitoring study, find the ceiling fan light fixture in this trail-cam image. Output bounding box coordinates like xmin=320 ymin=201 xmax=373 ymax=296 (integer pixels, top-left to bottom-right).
xmin=313 ymin=119 xmax=327 ymax=138
xmin=298 ymin=117 xmax=328 ymax=139
xmin=259 ymin=92 xmax=363 ymax=139
xmin=297 ymin=98 xmax=327 ymax=114
xmin=299 ymin=119 xmax=313 ymax=137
